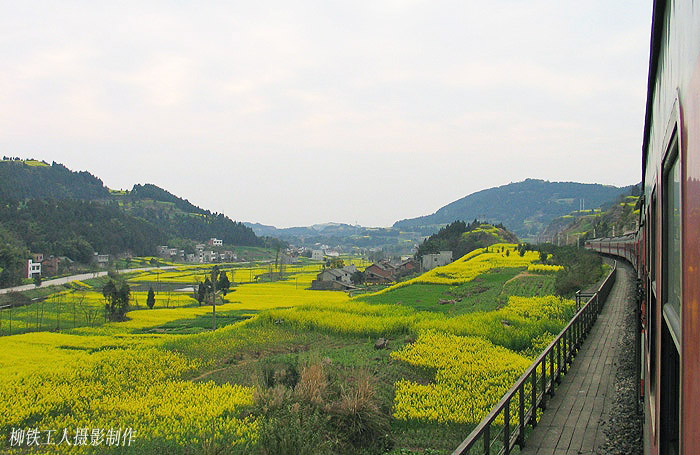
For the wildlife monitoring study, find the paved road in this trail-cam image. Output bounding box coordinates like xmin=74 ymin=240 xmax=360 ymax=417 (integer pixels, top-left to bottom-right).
xmin=0 ymin=266 xmax=179 ymax=295
xmin=519 ymin=261 xmax=635 ymax=455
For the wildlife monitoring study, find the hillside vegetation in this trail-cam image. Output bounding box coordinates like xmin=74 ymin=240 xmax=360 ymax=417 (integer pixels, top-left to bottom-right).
xmin=540 ymin=186 xmax=641 ymax=244
xmin=0 ymin=159 xmax=263 ymax=286
xmin=415 ymin=220 xmax=519 ymax=260
xmin=394 ymin=179 xmax=637 ymax=240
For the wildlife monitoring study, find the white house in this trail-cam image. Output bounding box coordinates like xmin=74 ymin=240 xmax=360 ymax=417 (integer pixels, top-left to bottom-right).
xmin=24 ymin=259 xmax=41 ymax=279
xmin=311 ymin=250 xmax=324 ymax=261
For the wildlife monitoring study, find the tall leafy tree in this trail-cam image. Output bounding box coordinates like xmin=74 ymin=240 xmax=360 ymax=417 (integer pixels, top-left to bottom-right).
xmin=218 ymin=271 xmax=231 ymax=296
xmin=146 ymin=287 xmax=156 ymax=309
xmin=103 ymin=279 xmax=130 ymax=321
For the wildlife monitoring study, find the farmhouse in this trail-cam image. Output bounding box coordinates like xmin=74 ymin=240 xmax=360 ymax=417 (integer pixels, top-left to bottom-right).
xmin=310 ymin=266 xmax=358 ymax=291
xmin=364 ymin=262 xmax=396 ymax=284
xmin=421 ymin=251 xmax=453 ymax=271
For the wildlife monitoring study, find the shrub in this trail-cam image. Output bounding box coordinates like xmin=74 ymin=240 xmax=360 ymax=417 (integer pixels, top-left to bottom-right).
xmin=251 ymin=362 xmax=392 ymax=455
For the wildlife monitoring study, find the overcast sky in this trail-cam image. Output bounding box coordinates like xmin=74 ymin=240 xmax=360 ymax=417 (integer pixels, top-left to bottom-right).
xmin=1 ymin=1 xmax=652 ymax=227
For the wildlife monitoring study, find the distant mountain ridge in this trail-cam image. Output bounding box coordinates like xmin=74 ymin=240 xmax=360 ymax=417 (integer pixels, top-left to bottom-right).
xmin=244 ymin=222 xmax=365 ymax=238
xmin=393 ymin=179 xmax=637 ymax=240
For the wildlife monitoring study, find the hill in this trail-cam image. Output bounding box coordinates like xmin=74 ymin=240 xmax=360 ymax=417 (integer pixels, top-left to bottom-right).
xmin=0 ymin=159 xmax=110 ymax=200
xmin=415 ymin=220 xmax=519 ymax=259
xmin=540 ymin=186 xmax=641 ymax=244
xmin=0 ymin=159 xmax=263 ymax=285
xmin=393 ymin=179 xmax=637 ymax=240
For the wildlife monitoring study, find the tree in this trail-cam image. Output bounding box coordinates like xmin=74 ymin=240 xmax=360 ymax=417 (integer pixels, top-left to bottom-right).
xmin=218 ymin=271 xmax=231 ymax=296
xmin=146 ymin=287 xmax=156 ymax=309
xmin=33 ymin=274 xmax=42 ymax=287
xmin=351 ymin=270 xmax=364 ymax=285
xmin=196 ymin=281 xmax=207 ymax=306
xmin=103 ymin=279 xmax=130 ymax=321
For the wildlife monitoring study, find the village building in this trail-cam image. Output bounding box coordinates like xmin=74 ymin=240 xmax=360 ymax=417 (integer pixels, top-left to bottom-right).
xmin=24 ymin=259 xmax=41 ymax=279
xmin=311 ymin=249 xmax=324 ymax=261
xmin=93 ymin=253 xmax=110 ymax=267
xmin=41 ymin=256 xmax=62 ymax=276
xmin=311 ymin=267 xmax=358 ymax=291
xmin=221 ymin=250 xmax=237 ymax=262
xmin=364 ymin=262 xmax=396 ymax=284
xmin=207 ymin=238 xmax=223 ymax=247
xmin=421 ymin=251 xmax=453 ymax=271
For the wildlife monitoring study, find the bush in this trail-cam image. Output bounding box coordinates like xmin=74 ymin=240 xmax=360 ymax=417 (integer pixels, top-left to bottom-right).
xmin=251 ymin=361 xmax=392 ymax=455
xmin=551 ymin=246 xmax=604 ymax=297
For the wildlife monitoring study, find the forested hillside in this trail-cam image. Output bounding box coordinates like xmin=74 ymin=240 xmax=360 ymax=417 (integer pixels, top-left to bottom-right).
xmin=0 ymin=159 xmax=263 ymax=285
xmin=394 ymin=179 xmax=637 ymax=239
xmin=415 ymin=220 xmax=519 ymax=259
xmin=0 ymin=159 xmax=110 ymax=200
xmin=0 ymin=199 xmax=167 ymax=261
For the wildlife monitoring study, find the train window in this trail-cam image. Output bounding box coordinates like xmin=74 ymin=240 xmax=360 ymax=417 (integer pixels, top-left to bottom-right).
xmin=660 ymin=135 xmax=681 ymax=455
xmin=662 ymin=143 xmax=681 ymax=345
xmin=660 ymin=323 xmax=680 ymax=455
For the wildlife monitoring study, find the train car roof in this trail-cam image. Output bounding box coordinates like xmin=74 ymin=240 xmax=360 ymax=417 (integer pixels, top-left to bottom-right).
xmin=642 ymin=0 xmax=667 ymax=185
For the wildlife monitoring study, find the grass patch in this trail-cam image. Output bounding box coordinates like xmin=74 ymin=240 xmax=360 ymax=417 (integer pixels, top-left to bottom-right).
xmin=359 ymin=268 xmax=523 ymax=316
xmin=502 ymin=273 xmax=556 ymax=297
xmin=138 ymin=309 xmax=253 ymax=334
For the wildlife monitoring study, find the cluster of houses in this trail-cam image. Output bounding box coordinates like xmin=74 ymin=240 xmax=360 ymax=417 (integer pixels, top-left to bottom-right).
xmin=309 ymin=250 xmax=453 ymax=292
xmin=23 ymin=252 xmax=104 ymax=279
xmin=157 ymin=238 xmax=237 ymax=264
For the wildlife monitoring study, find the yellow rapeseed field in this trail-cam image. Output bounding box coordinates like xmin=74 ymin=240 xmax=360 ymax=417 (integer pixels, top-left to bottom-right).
xmin=0 ymin=248 xmax=576 ymax=450
xmin=391 ymin=331 xmax=531 ymax=424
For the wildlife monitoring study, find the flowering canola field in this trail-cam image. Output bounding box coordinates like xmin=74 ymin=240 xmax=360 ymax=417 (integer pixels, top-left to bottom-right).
xmin=0 ymin=246 xmax=576 ymax=452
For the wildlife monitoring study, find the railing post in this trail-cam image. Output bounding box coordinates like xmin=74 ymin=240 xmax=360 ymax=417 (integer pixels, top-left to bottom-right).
xmin=504 ymin=399 xmax=511 ymax=454
xmin=549 ymin=349 xmax=555 ymax=396
xmin=541 ymin=360 xmax=547 ymax=410
xmin=576 ymin=290 xmax=581 ymax=310
xmin=576 ymin=317 xmax=580 ymax=348
xmin=562 ymin=330 xmax=568 ymax=372
xmin=484 ymin=423 xmax=490 ymax=455
xmin=556 ymin=337 xmax=561 ymax=384
xmin=518 ymin=383 xmax=525 ymax=448
xmin=530 ymin=369 xmax=537 ymax=427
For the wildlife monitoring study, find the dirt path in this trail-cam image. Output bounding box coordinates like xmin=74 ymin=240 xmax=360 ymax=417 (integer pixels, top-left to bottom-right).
xmin=503 ymin=270 xmax=532 ymax=286
xmin=190 ymin=366 xmax=231 ymax=382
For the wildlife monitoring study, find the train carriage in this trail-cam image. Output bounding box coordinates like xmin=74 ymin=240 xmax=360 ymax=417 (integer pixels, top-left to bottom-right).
xmin=587 ymin=1 xmax=700 ymax=453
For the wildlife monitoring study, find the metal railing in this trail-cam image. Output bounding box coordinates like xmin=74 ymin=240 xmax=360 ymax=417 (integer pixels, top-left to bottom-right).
xmin=452 ymin=262 xmax=617 ymax=455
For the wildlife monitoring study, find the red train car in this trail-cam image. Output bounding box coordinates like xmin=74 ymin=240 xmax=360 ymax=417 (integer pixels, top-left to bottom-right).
xmin=639 ymin=0 xmax=700 ymax=453
xmin=586 ymin=0 xmax=700 ymax=453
